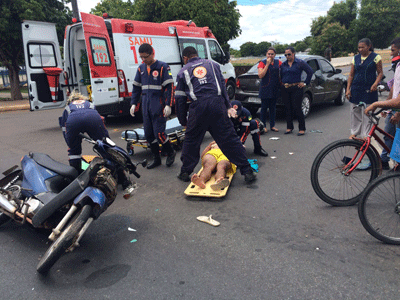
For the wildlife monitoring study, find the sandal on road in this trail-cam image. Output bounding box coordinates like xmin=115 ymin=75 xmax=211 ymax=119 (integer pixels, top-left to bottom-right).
xmin=197 ymin=215 xmax=220 ymax=227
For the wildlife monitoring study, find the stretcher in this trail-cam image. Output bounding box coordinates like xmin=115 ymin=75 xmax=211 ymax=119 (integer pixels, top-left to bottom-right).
xmin=184 ymin=167 xmax=235 ymax=198
xmin=121 ymin=117 xmax=185 ymax=156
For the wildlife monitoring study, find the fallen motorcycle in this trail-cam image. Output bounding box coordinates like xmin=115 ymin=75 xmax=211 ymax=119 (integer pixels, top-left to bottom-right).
xmin=0 ymin=134 xmax=146 ymax=274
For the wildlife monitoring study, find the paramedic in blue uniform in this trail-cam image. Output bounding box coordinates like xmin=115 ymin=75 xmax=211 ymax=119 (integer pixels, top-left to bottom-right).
xmin=175 ymin=46 xmax=256 ymax=183
xmin=230 ymin=100 xmax=268 ymax=156
xmin=59 ymin=91 xmax=135 ymax=198
xmin=130 ymin=43 xmax=176 ymax=169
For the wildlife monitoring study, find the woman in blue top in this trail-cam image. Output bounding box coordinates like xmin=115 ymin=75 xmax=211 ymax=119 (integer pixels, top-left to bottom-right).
xmin=258 ymin=47 xmax=282 ymax=133
xmin=346 ymin=38 xmax=383 ymax=139
xmin=280 ymin=47 xmax=313 ymax=136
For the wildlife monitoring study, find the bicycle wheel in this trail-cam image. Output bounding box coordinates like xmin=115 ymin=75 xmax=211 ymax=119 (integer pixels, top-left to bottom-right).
xmin=36 ymin=205 xmax=92 ymax=274
xmin=311 ymin=139 xmax=380 ymax=206
xmin=358 ymin=173 xmax=400 ymax=244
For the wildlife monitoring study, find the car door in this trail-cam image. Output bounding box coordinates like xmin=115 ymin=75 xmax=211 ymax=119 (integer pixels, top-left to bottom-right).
xmin=80 ymin=13 xmax=118 ymax=107
xmin=318 ymin=58 xmax=340 ymax=100
xmin=21 ymin=20 xmax=66 ymax=111
xmin=305 ymin=58 xmax=325 ymax=103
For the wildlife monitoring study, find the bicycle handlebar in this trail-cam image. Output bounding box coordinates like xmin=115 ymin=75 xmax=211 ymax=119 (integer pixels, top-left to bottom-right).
xmin=355 ymin=102 xmax=385 ymax=117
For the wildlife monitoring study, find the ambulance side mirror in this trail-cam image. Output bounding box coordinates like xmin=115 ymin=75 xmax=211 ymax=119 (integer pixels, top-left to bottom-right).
xmin=223 ymin=52 xmax=230 ymax=64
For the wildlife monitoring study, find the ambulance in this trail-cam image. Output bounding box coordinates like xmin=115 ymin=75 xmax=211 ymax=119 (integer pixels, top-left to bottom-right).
xmin=21 ymin=12 xmax=236 ymax=117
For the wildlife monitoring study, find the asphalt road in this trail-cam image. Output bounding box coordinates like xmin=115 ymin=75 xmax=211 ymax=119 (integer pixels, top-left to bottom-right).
xmin=0 ymin=65 xmax=399 ymax=300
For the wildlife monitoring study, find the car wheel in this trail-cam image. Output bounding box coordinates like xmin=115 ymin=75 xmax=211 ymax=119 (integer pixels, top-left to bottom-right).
xmin=302 ymin=93 xmax=311 ymax=118
xmin=226 ymin=80 xmax=236 ymax=100
xmin=334 ymin=85 xmax=346 ymax=106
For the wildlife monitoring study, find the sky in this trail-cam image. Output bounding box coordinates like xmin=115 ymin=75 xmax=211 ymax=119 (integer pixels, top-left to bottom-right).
xmin=68 ymin=0 xmax=334 ymax=49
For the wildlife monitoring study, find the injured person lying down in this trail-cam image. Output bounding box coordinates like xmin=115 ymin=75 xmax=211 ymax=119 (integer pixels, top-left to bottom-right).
xmin=191 ymin=141 xmax=237 ymax=191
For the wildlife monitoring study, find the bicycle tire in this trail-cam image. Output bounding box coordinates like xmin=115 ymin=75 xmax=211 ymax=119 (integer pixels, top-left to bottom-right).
xmin=311 ymin=139 xmax=380 ymax=206
xmin=36 ymin=205 xmax=92 ymax=274
xmin=358 ymin=173 xmax=400 ymax=244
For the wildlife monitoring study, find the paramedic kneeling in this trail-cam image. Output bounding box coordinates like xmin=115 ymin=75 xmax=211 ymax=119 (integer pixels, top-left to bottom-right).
xmin=130 ymin=43 xmax=176 ymax=169
xmin=59 ymin=91 xmax=135 ymax=198
xmin=230 ymin=100 xmax=268 ymax=156
xmin=175 ymin=46 xmax=256 ymax=184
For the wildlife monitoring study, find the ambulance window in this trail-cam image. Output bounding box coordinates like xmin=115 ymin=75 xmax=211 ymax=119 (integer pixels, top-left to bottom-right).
xmin=89 ymin=37 xmax=112 ymax=66
xmin=27 ymin=43 xmax=57 ymax=68
xmin=208 ymin=40 xmax=223 ymax=64
xmin=180 ymin=39 xmax=208 ymax=59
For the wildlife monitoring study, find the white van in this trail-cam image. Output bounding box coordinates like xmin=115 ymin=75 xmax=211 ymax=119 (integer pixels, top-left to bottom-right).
xmin=21 ymin=12 xmax=236 ymax=116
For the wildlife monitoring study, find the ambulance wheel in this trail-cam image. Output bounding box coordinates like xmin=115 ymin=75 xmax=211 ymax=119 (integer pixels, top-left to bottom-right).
xmin=226 ymin=79 xmax=236 ymax=100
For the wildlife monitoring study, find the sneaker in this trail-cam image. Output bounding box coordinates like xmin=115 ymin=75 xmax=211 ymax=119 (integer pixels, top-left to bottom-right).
xmin=177 ymin=171 xmax=191 ymax=182
xmin=382 ymin=161 xmax=390 ymax=170
xmin=123 ymin=183 xmax=137 ymax=199
xmin=244 ymin=172 xmax=257 ymax=183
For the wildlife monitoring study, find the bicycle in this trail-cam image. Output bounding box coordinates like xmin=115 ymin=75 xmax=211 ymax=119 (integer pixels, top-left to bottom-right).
xmin=310 ymin=103 xmax=393 ymax=206
xmin=358 ymin=172 xmax=400 ymax=244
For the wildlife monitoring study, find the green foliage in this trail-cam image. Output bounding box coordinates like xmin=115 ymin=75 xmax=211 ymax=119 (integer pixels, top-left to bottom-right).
xmin=229 ymin=48 xmax=241 ymax=57
xmin=311 ymin=22 xmax=349 ymax=57
xmin=90 ymin=0 xmax=135 ymax=19
xmin=355 ymin=0 xmax=400 ymax=49
xmin=295 ymin=41 xmax=308 ymax=53
xmin=310 ymin=0 xmax=400 ymax=56
xmin=254 ymin=41 xmax=272 ymax=56
xmin=240 ymin=42 xmax=256 ymax=57
xmin=131 ymin=0 xmax=241 ymax=46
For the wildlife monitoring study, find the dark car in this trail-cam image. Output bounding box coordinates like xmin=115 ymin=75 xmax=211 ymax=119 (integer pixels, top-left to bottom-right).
xmin=234 ymin=54 xmax=347 ymax=117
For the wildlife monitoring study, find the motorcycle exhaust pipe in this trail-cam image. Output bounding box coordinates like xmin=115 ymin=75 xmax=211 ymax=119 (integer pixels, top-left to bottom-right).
xmin=0 ymin=193 xmax=17 ymax=214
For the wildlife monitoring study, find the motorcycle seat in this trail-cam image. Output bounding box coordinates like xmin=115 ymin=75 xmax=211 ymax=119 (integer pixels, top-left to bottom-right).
xmin=30 ymin=152 xmax=78 ymax=180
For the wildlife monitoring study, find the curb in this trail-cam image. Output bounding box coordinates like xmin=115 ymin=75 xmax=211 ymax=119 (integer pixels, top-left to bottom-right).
xmin=0 ymin=104 xmax=30 ymax=112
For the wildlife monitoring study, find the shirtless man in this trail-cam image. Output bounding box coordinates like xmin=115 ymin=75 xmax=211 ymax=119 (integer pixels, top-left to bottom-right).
xmin=191 ymin=141 xmax=236 ymax=191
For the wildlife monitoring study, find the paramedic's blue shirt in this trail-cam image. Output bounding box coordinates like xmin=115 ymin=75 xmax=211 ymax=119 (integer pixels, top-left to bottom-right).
xmin=280 ymin=57 xmax=313 ymax=85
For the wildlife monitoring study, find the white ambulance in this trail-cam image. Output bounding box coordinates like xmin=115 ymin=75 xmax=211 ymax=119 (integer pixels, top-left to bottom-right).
xmin=21 ymin=12 xmax=236 ymax=116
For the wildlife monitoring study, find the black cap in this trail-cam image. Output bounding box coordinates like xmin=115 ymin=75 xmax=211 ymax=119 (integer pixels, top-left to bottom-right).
xmin=231 ymin=100 xmax=242 ymax=116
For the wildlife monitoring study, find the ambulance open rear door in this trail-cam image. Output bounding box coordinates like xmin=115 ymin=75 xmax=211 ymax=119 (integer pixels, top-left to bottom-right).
xmin=21 ymin=21 xmax=66 ymax=111
xmin=80 ymin=13 xmax=118 ymax=115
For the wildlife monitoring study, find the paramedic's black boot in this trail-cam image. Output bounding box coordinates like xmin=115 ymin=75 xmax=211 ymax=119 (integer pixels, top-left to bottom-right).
xmin=254 ymin=146 xmax=268 ymax=157
xmin=147 ymin=142 xmax=162 ymax=169
xmin=244 ymin=171 xmax=257 ymax=183
xmin=162 ymin=141 xmax=176 ymax=167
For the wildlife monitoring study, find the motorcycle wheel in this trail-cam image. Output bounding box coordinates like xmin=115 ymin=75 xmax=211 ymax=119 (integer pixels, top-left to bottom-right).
xmin=36 ymin=205 xmax=92 ymax=274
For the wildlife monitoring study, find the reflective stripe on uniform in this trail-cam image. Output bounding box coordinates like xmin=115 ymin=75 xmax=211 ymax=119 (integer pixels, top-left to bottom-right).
xmin=251 ymin=128 xmax=260 ymax=134
xmin=210 ymin=62 xmax=221 ymax=95
xmin=62 ymin=127 xmax=66 ymax=132
xmin=89 ymin=102 xmax=95 ymax=109
xmin=241 ymin=122 xmax=250 ymax=126
xmin=65 ymin=106 xmax=71 ymax=114
xmin=132 ymin=80 xmax=142 ymax=87
xmin=162 ymin=79 xmax=174 ymax=86
xmin=175 ymin=90 xmax=186 ymax=96
xmin=68 ymin=155 xmax=81 ymax=160
xmin=142 ymin=85 xmax=162 ymax=90
xmin=183 ymin=70 xmax=197 ymax=101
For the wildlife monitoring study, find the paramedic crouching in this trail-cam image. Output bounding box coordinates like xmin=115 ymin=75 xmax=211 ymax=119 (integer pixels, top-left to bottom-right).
xmin=59 ymin=91 xmax=135 ymax=198
xmin=175 ymin=46 xmax=256 ymax=184
xmin=130 ymin=43 xmax=176 ymax=169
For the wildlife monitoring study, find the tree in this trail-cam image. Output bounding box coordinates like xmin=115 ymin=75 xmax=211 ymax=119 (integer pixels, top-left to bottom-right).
xmin=240 ymin=42 xmax=256 ymax=57
xmin=90 ymin=0 xmax=135 ymax=19
xmin=326 ymin=0 xmax=357 ymax=30
xmin=0 ymin=0 xmax=71 ymax=100
xmin=355 ymin=0 xmax=400 ymax=49
xmin=132 ymin=0 xmax=241 ymax=46
xmin=254 ymin=41 xmax=272 ymax=56
xmin=311 ymin=22 xmax=350 ymax=57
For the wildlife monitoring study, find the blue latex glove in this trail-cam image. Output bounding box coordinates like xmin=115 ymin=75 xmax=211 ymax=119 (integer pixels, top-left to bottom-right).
xmin=248 ymin=159 xmax=259 ymax=173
